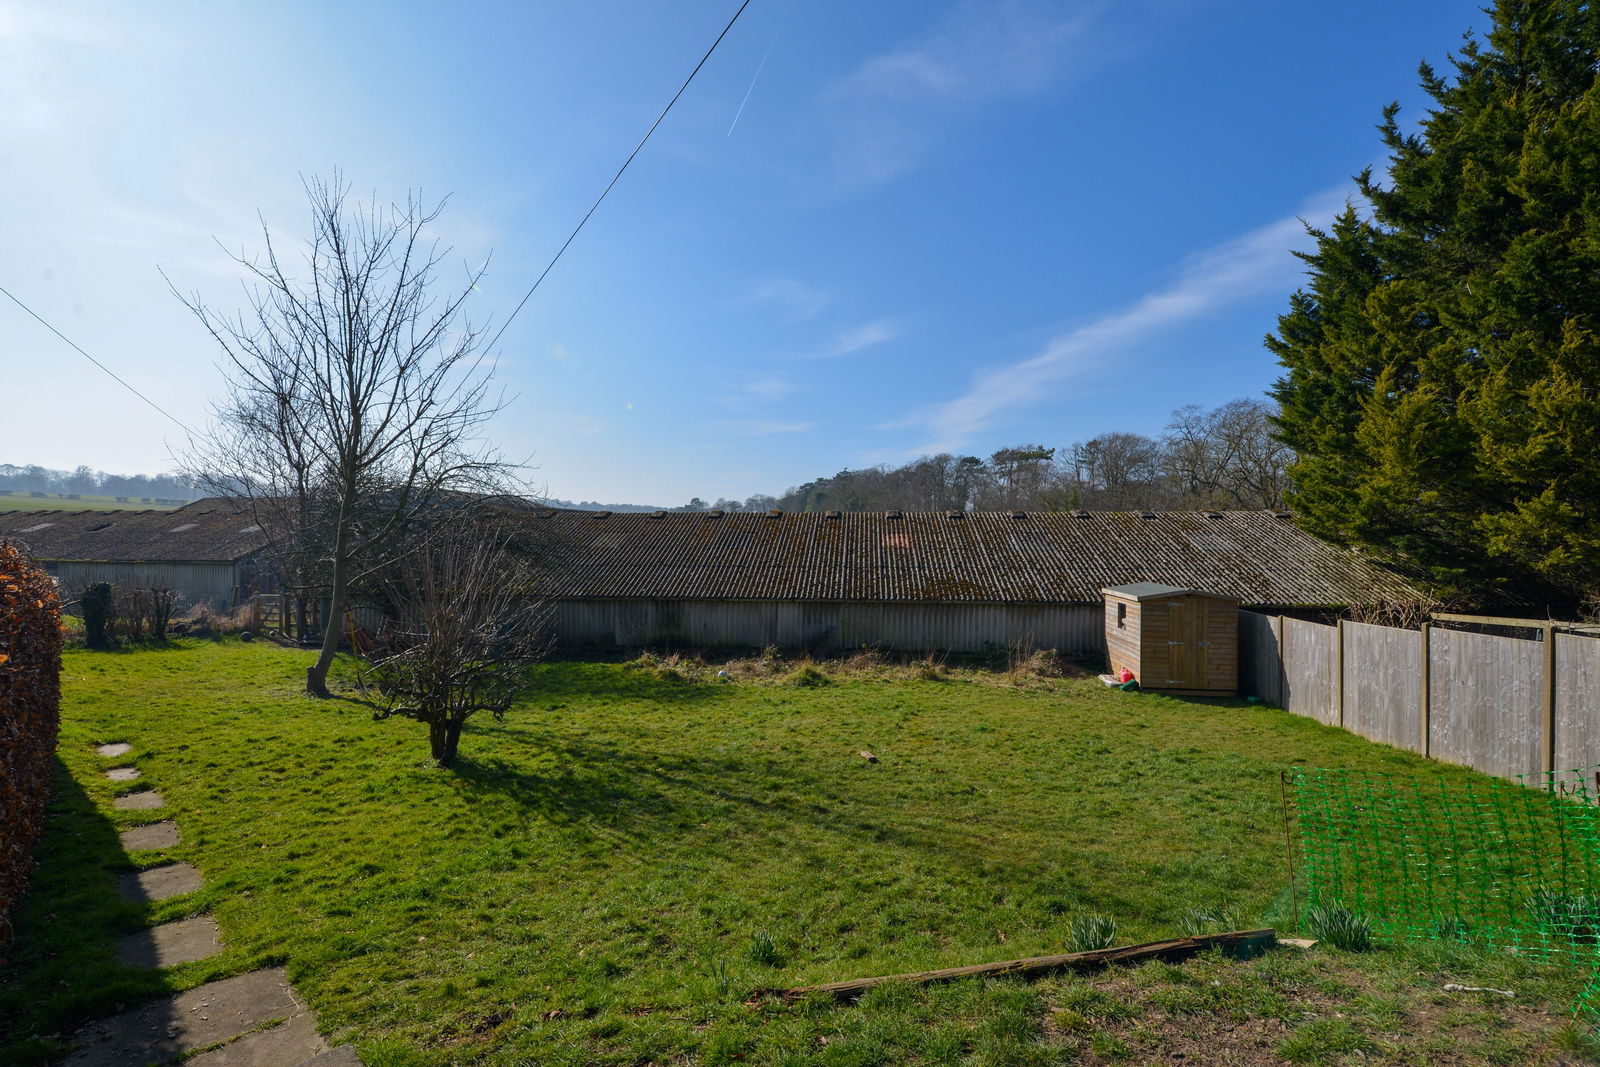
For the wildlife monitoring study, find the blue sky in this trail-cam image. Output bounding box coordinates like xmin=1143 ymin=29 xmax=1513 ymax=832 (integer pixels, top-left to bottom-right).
xmin=2 ymin=0 xmax=1489 ymax=505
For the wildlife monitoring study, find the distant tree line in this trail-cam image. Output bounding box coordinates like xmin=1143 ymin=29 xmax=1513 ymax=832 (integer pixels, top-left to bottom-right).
xmin=674 ymin=398 xmax=1290 ymax=515
xmin=0 ymin=464 xmax=203 ymax=502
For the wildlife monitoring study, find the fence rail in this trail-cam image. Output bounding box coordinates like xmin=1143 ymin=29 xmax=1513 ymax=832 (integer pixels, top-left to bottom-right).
xmin=1241 ymin=612 xmax=1600 ymax=781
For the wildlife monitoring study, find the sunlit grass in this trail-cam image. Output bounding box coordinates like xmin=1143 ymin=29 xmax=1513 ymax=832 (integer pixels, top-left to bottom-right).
xmin=0 ymin=640 xmax=1523 ymax=1064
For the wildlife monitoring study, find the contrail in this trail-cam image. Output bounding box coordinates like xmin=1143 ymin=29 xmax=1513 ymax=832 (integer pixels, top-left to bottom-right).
xmin=728 ymin=0 xmax=794 ymax=135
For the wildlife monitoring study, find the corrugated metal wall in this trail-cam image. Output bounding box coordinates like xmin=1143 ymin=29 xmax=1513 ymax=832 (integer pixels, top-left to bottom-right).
xmin=554 ymin=598 xmax=1106 ymax=656
xmin=47 ymin=561 xmax=241 ymax=609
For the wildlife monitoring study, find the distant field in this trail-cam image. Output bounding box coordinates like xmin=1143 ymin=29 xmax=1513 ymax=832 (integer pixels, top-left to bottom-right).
xmin=0 ymin=492 xmax=188 ymax=512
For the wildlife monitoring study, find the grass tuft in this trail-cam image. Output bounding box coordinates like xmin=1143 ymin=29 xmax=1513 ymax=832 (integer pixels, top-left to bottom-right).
xmin=1067 ymin=914 xmax=1118 ymax=953
xmin=1306 ymin=904 xmax=1373 ymax=952
xmin=1277 ymin=1017 xmax=1378 ymax=1063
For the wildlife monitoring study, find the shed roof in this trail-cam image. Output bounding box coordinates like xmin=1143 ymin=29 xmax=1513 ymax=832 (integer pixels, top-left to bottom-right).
xmin=524 ymin=509 xmax=1423 ymax=607
xmin=1103 ymin=582 xmax=1239 ymax=602
xmin=0 ymin=503 xmax=267 ymax=563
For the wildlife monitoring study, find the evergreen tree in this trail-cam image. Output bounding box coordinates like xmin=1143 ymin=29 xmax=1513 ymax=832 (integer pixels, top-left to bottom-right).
xmin=1270 ymin=0 xmax=1600 ymax=599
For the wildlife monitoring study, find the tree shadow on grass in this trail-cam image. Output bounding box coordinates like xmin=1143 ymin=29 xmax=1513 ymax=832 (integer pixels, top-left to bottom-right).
xmin=0 ymin=757 xmax=179 ymax=1063
xmin=447 ymin=727 xmax=1013 ymax=886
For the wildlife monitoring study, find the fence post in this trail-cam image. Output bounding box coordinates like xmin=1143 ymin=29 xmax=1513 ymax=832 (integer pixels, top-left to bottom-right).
xmin=1273 ymin=614 xmax=1286 ymax=708
xmin=1543 ymin=623 xmax=1557 ymax=778
xmin=1335 ymin=618 xmax=1346 ymax=728
xmin=1419 ymin=622 xmax=1432 ymax=757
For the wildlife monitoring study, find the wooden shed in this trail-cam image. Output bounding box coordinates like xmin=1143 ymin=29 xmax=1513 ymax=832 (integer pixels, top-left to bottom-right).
xmin=1103 ymin=583 xmax=1239 ymax=696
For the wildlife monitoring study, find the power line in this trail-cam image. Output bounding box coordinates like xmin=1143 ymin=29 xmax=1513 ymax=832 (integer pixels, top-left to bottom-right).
xmin=0 ymin=283 xmax=195 ymax=435
xmin=484 ymin=0 xmax=756 ymax=356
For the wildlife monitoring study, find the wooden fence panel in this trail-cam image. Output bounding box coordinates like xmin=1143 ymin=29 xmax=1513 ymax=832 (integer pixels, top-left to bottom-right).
xmin=1237 ymin=611 xmax=1285 ymax=706
xmin=1342 ymin=621 xmax=1423 ymax=753
xmin=1282 ymin=617 xmax=1338 ymax=725
xmin=1555 ymin=633 xmax=1600 ymax=772
xmin=1429 ymin=628 xmax=1544 ymax=780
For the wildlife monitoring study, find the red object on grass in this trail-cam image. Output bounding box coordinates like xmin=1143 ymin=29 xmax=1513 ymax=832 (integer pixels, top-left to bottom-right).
xmin=1118 ymin=667 xmax=1134 ymax=683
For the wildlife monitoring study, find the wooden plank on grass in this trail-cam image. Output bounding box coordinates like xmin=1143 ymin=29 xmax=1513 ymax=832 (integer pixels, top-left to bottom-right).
xmin=777 ymin=928 xmax=1276 ymax=1001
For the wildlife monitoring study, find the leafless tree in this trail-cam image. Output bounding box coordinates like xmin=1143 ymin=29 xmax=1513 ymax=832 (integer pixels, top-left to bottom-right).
xmin=1162 ymin=400 xmax=1292 ymax=510
xmin=174 ymin=173 xmax=517 ymax=696
xmin=360 ymin=523 xmax=552 ymax=767
xmin=1066 ymin=433 xmax=1168 ymax=509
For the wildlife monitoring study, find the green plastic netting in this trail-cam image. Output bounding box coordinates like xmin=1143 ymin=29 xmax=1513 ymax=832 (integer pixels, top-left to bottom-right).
xmin=1284 ymin=766 xmax=1600 ymax=1022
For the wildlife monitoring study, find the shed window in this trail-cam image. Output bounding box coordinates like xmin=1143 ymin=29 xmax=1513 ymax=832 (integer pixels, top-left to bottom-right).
xmin=1116 ymin=603 xmax=1127 ymax=629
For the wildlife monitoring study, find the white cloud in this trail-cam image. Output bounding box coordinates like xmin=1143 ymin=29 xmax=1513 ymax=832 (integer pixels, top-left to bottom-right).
xmin=828 ymin=0 xmax=1102 ymax=186
xmin=844 ymin=0 xmax=1095 ymax=103
xmin=893 ymin=187 xmax=1352 ymax=453
xmin=802 ymin=318 xmax=903 ymax=359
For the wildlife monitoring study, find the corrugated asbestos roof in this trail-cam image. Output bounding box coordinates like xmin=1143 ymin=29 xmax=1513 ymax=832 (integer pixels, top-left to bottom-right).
xmin=524 ymin=510 xmax=1424 ymax=607
xmin=0 ymin=503 xmax=267 ymax=563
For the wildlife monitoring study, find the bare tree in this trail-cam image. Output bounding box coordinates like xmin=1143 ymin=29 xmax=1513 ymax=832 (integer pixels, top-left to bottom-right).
xmin=361 ymin=523 xmax=551 ymax=767
xmin=1162 ymin=399 xmax=1292 ymax=510
xmin=174 ymin=174 xmax=515 ymax=696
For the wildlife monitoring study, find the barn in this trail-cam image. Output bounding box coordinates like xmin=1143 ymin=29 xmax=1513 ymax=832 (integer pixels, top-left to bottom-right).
xmin=526 ymin=508 xmax=1421 ymax=657
xmin=0 ymin=501 xmax=272 ymax=609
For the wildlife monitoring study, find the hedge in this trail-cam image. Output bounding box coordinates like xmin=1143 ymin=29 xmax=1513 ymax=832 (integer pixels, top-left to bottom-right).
xmin=0 ymin=540 xmax=62 ymax=952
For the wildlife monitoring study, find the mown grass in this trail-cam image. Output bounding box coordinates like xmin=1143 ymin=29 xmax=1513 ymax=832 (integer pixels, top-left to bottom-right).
xmin=0 ymin=640 xmax=1583 ymax=1064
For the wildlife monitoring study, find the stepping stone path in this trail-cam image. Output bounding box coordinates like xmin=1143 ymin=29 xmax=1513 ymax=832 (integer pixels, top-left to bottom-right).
xmin=115 ymin=789 xmax=166 ymax=810
xmin=117 ymin=914 xmax=221 ymax=968
xmin=119 ymin=862 xmax=204 ymax=902
xmin=73 ymin=742 xmax=359 ymax=1065
xmin=120 ymin=819 xmax=180 ymax=851
xmin=62 ymin=967 xmax=359 ymax=1066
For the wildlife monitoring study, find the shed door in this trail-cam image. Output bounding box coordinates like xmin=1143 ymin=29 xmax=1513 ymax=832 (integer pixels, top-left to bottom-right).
xmin=1164 ymin=599 xmax=1204 ymax=686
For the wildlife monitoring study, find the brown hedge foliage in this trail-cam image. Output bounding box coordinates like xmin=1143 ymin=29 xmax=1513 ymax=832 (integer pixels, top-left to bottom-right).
xmin=0 ymin=540 xmax=62 ymax=949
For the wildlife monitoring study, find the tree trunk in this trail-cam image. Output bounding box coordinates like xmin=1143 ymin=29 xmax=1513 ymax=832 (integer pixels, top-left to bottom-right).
xmin=429 ymin=719 xmax=465 ymax=767
xmin=305 ymin=507 xmax=352 ymax=696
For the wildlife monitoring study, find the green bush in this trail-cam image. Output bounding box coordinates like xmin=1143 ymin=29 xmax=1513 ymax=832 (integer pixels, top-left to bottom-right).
xmin=79 ymin=582 xmax=113 ymax=650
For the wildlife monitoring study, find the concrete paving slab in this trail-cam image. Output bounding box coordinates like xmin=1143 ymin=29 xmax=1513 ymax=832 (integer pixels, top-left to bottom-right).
xmin=118 ymin=914 xmax=222 ymax=968
xmin=119 ymin=862 xmax=202 ymax=903
xmin=97 ymin=742 xmax=133 ymax=757
xmin=115 ymin=790 xmax=167 ymax=810
xmin=121 ymin=820 xmax=180 ymax=851
xmin=61 ymin=968 xmax=304 ymax=1066
xmin=106 ymin=766 xmax=142 ymax=782
xmin=300 ymin=1045 xmax=362 ymax=1065
xmin=185 ymin=1011 xmax=328 ymax=1066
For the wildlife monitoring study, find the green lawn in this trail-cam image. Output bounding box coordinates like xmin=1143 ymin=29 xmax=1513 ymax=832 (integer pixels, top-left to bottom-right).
xmin=2 ymin=641 xmax=1589 ymax=1065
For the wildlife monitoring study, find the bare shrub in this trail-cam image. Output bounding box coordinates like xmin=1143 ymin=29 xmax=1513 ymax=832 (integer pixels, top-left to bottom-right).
xmin=147 ymin=587 xmax=181 ymax=639
xmin=362 ymin=525 xmax=551 ymax=768
xmin=114 ymin=584 xmax=150 ymax=641
xmin=1342 ymin=598 xmax=1445 ymax=630
xmin=175 ymin=603 xmax=252 ymax=638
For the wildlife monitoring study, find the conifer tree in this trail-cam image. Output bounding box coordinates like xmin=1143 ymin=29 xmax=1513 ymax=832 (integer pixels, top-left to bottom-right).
xmin=1270 ymin=0 xmax=1600 ymax=600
